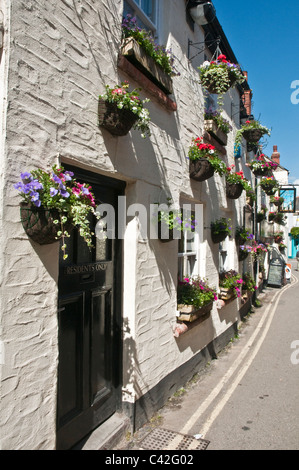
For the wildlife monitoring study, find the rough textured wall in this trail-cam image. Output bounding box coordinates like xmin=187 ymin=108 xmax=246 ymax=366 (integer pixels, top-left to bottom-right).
xmin=0 ymin=0 xmax=253 ymax=448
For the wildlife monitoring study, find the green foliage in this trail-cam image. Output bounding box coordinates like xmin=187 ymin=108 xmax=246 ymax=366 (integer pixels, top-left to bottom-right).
xmin=188 ymin=137 xmax=227 ymax=176
xmin=99 ymin=82 xmax=151 ymax=137
xmin=290 ymin=227 xmax=299 ymax=239
xmin=177 ymin=277 xmax=217 ymax=308
xmin=211 ymin=217 xmax=232 ymax=236
xmin=14 ymin=166 xmax=98 ymax=259
xmin=122 ymin=14 xmax=178 ymax=77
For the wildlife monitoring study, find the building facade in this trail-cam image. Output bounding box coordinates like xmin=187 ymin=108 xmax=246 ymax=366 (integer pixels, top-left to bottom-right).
xmin=0 ymin=0 xmax=278 ymax=449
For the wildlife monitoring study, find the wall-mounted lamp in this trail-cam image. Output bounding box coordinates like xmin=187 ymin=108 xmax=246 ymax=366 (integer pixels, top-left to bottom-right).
xmin=187 ymin=1 xmax=216 ymax=26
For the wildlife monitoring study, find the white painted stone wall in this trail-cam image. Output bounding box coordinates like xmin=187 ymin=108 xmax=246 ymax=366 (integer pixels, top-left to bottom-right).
xmin=0 ymin=0 xmax=257 ymax=448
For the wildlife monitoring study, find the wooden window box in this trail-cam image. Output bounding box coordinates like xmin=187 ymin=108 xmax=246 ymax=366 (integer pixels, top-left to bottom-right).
xmin=121 ymin=38 xmax=173 ymax=95
xmin=204 ymin=120 xmax=228 ymax=146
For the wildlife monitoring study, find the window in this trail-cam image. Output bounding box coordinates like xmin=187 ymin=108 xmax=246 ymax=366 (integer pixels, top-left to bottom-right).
xmin=124 ymin=0 xmax=157 ymax=33
xmin=178 ymin=231 xmax=199 ymax=281
xmin=177 ymin=205 xmax=203 ymax=281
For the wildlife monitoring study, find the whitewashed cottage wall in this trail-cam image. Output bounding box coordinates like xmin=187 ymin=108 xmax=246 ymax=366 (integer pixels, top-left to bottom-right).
xmin=0 ymin=0 xmax=255 ymax=448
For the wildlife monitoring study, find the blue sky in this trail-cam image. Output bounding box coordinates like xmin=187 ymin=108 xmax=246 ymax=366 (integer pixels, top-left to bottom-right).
xmin=212 ymin=0 xmax=299 ymax=183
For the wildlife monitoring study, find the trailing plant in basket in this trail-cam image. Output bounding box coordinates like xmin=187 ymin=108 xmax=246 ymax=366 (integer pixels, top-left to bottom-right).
xmin=235 ymin=120 xmax=271 ymax=149
xmin=122 ymin=14 xmax=179 ymax=77
xmin=236 ymin=226 xmax=254 ymax=242
xmin=188 ymin=137 xmax=227 ymax=176
xmin=177 ymin=276 xmax=218 ymax=309
xmin=14 ymin=166 xmax=98 ymax=259
xmin=259 ymin=176 xmax=279 ymax=194
xmin=246 ymin=155 xmax=277 ymax=174
xmin=211 ymin=217 xmax=232 ymax=237
xmin=153 ymin=199 xmax=198 ymax=238
xmin=226 ymin=165 xmax=252 ymax=193
xmin=99 ymin=81 xmax=151 ymax=137
xmin=198 ymin=55 xmax=244 ymax=105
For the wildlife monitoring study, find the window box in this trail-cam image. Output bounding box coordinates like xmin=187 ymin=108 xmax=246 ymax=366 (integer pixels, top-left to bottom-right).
xmin=218 ymin=287 xmax=235 ymax=301
xmin=121 ymin=38 xmax=173 ymax=95
xmin=204 ymin=120 xmax=228 ymax=146
xmin=177 ymin=301 xmax=213 ymax=322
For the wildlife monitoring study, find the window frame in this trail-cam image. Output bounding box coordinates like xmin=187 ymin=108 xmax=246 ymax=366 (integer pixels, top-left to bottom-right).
xmin=177 ymin=204 xmax=204 ymax=281
xmin=123 ymin=0 xmax=158 ymax=34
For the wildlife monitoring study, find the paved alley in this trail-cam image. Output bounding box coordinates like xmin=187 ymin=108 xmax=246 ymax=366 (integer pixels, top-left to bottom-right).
xmin=119 ymin=260 xmax=299 ymax=451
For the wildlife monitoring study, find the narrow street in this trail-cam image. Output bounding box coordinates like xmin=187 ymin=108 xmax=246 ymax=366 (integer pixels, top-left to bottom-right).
xmin=121 ymin=259 xmax=299 ymax=451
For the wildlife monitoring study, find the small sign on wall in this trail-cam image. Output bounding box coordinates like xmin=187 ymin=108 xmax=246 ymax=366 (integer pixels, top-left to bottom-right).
xmin=279 ymin=188 xmax=296 ymax=213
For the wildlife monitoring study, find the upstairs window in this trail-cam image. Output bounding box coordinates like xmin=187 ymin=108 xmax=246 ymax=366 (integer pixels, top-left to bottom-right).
xmin=124 ymin=0 xmax=158 ymax=34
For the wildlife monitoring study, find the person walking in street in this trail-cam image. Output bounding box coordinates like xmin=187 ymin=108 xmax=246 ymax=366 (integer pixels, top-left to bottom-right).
xmin=296 ymin=249 xmax=299 ymax=270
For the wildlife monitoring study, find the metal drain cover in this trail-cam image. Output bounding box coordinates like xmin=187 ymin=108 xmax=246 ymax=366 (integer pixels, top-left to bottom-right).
xmin=138 ymin=427 xmax=210 ymax=450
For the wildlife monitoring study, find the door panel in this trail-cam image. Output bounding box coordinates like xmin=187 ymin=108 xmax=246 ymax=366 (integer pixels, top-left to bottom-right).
xmin=56 ymin=168 xmax=125 ymax=450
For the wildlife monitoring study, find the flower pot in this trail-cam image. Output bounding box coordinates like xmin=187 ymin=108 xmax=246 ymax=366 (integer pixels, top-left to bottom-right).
xmin=177 ymin=301 xmax=213 ymax=322
xmin=242 ymin=128 xmax=264 ymax=143
xmin=204 ymin=120 xmax=228 ymax=146
xmin=98 ymin=99 xmax=138 ymax=136
xmin=226 ymin=182 xmax=243 ymax=199
xmin=20 ymin=202 xmax=73 ymax=245
xmin=189 ymin=158 xmax=214 ymax=182
xmin=211 ymin=231 xmax=228 ymax=244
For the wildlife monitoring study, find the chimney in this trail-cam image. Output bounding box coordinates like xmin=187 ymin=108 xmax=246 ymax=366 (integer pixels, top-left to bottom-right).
xmin=271 ymin=145 xmax=280 ymax=165
xmin=242 ymin=71 xmax=252 ymax=117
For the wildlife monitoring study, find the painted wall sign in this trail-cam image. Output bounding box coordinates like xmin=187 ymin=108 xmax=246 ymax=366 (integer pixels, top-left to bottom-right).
xmin=279 ymin=188 xmax=296 ymax=213
xmin=64 ymin=263 xmax=108 ymax=275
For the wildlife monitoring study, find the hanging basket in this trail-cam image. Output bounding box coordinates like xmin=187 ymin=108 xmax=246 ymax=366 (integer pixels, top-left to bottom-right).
xmin=189 ymin=158 xmax=214 ymax=182
xmin=239 ymin=250 xmax=249 ymax=261
xmin=253 ymin=168 xmax=273 ymax=177
xmin=204 ymin=81 xmax=230 ymax=95
xmin=98 ymin=99 xmax=138 ymax=136
xmin=226 ymin=182 xmax=243 ymax=199
xmin=256 ymin=212 xmax=266 ymax=223
xmin=20 ymin=202 xmax=73 ymax=245
xmin=242 ymin=129 xmax=265 ymax=143
xmin=261 ymin=184 xmax=277 ymax=196
xmin=211 ymin=231 xmax=228 ymax=244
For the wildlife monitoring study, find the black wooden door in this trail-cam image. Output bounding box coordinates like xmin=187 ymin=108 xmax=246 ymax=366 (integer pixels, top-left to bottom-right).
xmin=56 ymin=168 xmax=125 ymax=450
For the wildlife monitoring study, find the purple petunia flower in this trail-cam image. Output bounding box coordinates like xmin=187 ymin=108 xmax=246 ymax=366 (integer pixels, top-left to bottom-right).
xmin=21 ymin=172 xmax=33 ymax=183
xmin=50 ymin=187 xmax=58 ymax=197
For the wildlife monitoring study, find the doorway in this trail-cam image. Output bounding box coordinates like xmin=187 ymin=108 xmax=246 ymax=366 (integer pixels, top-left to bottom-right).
xmin=56 ymin=167 xmax=125 ymax=450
